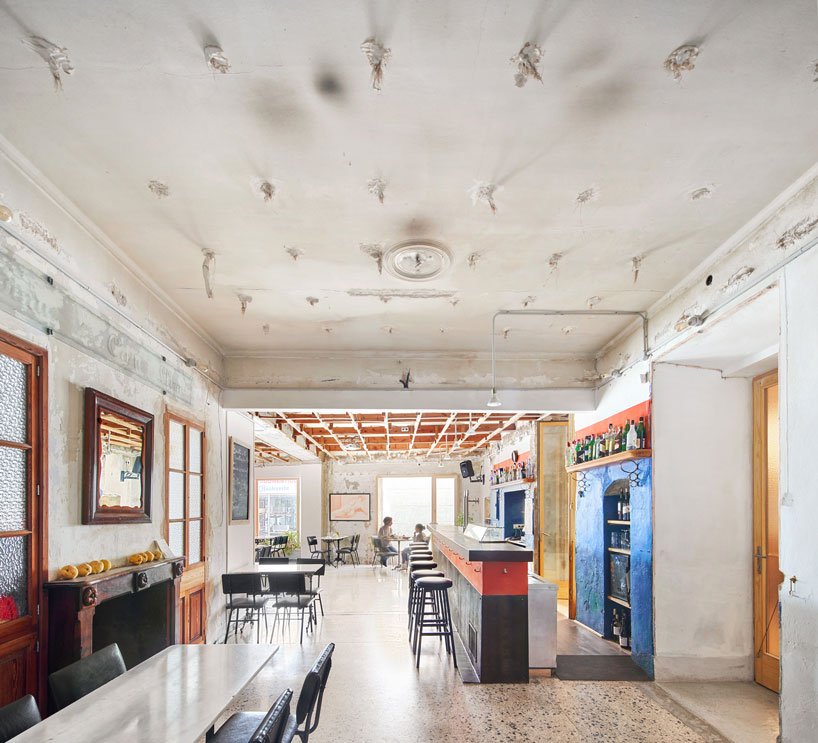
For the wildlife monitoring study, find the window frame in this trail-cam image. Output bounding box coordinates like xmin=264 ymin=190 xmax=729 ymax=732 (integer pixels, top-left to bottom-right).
xmin=164 ymin=412 xmax=206 ymax=568
xmin=255 ymin=477 xmax=300 ymax=538
xmin=377 ymin=474 xmax=458 ymax=529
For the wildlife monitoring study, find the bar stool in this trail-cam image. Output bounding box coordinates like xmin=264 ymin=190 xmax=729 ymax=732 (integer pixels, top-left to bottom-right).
xmin=412 ymin=576 xmax=457 ymax=669
xmin=408 ymin=567 xmax=443 ymax=633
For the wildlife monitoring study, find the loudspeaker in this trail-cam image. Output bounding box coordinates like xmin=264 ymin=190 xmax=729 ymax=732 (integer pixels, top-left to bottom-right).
xmin=460 ymin=460 xmax=474 ymax=479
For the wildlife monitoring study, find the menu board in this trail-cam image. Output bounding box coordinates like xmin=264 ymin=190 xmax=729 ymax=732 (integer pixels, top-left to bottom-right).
xmin=229 ymin=437 xmax=251 ymax=522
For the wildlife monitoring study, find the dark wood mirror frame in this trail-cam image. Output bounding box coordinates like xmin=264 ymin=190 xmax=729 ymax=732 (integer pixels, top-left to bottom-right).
xmin=83 ymin=388 xmax=154 ymax=524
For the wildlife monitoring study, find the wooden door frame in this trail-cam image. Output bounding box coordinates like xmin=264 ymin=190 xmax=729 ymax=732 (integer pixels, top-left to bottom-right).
xmin=0 ymin=329 xmax=48 ymax=709
xmin=753 ymin=369 xmax=780 ymax=692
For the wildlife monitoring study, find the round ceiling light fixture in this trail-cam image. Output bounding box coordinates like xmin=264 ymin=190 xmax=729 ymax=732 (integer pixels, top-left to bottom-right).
xmin=383 ymin=239 xmax=451 ymax=282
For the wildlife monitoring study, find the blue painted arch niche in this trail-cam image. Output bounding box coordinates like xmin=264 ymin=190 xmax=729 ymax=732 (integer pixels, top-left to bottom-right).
xmin=574 ymin=458 xmax=653 ymax=676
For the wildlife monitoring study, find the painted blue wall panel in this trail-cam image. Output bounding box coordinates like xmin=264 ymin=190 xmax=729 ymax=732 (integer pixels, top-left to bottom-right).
xmin=575 ymin=473 xmax=605 ymax=633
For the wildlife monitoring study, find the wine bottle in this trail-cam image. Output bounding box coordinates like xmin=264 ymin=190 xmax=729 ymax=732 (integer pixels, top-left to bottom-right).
xmin=637 ymin=417 xmax=646 ymax=449
xmin=626 ymin=419 xmax=638 ymax=450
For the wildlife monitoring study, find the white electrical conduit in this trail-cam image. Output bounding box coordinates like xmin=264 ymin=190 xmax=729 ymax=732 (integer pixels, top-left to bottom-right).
xmin=0 ymin=219 xmax=221 ymax=388
xmin=489 ymin=309 xmax=649 ymax=403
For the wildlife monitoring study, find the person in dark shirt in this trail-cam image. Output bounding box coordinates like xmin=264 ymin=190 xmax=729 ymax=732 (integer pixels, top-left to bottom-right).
xmin=377 ymin=516 xmax=398 ymax=566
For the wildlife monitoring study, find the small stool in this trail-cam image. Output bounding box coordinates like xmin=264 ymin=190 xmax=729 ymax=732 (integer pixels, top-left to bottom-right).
xmin=412 ymin=576 xmax=457 ymax=669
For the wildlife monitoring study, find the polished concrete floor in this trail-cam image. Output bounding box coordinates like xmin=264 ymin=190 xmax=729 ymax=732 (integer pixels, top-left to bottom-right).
xmin=214 ymin=564 xmax=777 ymax=743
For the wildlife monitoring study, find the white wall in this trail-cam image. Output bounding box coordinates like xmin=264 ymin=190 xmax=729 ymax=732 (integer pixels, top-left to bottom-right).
xmin=652 ymin=363 xmax=753 ymax=681
xmin=574 ymin=361 xmax=650 ymax=432
xmin=225 ymin=411 xmax=255 ymax=571
xmin=254 ymin=461 xmax=322 ymax=556
xmin=779 ymin=246 xmax=818 ymax=742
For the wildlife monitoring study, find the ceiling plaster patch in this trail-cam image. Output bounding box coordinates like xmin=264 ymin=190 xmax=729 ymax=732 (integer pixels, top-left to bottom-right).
xmin=322 ymin=326 xmax=332 ymax=334
xmin=689 ymin=184 xmax=714 ymax=201
xmin=347 ymin=288 xmax=456 ymax=301
xmin=367 ymin=177 xmax=387 ymax=203
xmin=586 ymin=295 xmax=601 ymax=309
xmin=285 ymin=246 xmax=304 ymax=261
xmin=813 ymin=61 xmax=818 ymax=83
xmin=467 ymin=252 xmax=481 ymax=269
xmin=510 ymin=42 xmax=544 ymax=88
xmin=548 ymin=252 xmax=563 ymax=273
xmin=201 ymin=249 xmax=215 ymax=298
xmin=360 ymin=38 xmax=391 ymax=91
xmin=664 ymin=45 xmax=699 ymax=81
xmin=468 ymin=181 xmax=500 ymax=214
xmin=204 ymin=45 xmax=230 ymax=74
xmin=576 ymin=186 xmax=599 ymax=206
xmin=23 ymin=36 xmax=74 ymax=90
xmin=306 ymin=296 xmax=319 ymax=306
xmin=522 ymin=295 xmax=536 ymax=307
xmin=722 ymin=266 xmax=755 ymax=292
xmin=109 ymin=283 xmax=127 ymax=307
xmin=562 ymin=325 xmax=575 ymax=335
xmin=449 ymin=298 xmax=460 ymax=307
xmin=381 ymin=326 xmax=393 ymax=334
xmin=262 ymin=323 xmax=270 ymax=335
xmin=19 ymin=213 xmax=59 ymax=252
xmin=502 ymin=328 xmax=511 ymax=340
xmin=238 ymin=294 xmax=253 ymax=316
xmin=148 ymin=180 xmax=169 ymax=199
xmin=776 ymin=216 xmax=818 ymax=251
xmin=360 ymin=243 xmax=384 ymax=274
xmin=631 ymin=255 xmax=642 ymax=284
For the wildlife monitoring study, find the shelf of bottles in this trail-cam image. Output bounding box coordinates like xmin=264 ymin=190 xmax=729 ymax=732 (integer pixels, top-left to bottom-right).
xmin=605 ymin=488 xmax=633 ymax=650
xmin=489 ymin=458 xmax=535 ymax=487
xmin=564 ymin=415 xmax=649 ymax=473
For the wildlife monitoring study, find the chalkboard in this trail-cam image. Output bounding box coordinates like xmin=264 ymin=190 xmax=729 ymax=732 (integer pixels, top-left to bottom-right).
xmin=229 ymin=437 xmax=251 ymax=523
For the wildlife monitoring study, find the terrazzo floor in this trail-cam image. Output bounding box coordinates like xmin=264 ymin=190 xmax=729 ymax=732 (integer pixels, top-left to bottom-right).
xmin=211 ymin=564 xmax=767 ymax=742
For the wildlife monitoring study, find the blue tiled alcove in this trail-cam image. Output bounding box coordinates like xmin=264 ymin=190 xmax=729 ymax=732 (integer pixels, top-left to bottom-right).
xmin=574 ymin=458 xmax=654 ymax=676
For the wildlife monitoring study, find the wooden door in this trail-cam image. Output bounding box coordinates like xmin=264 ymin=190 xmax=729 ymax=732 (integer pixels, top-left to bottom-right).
xmin=537 ymin=422 xmax=570 ymax=599
xmin=753 ymin=370 xmax=780 ymax=692
xmin=0 ymin=332 xmax=47 ymax=710
xmin=166 ymin=413 xmax=207 ymax=645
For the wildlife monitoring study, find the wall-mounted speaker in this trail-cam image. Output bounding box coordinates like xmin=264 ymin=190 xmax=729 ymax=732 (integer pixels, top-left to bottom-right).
xmin=460 ymin=460 xmax=475 ymax=479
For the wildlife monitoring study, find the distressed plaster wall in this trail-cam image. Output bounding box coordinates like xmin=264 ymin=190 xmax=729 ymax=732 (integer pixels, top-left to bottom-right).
xmin=779 ymin=244 xmax=818 ymax=742
xmin=652 ymin=363 xmax=753 ymax=681
xmin=254 ymin=462 xmax=322 ymax=555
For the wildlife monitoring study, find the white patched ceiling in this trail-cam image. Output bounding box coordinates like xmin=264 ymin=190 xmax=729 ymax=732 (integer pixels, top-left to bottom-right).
xmin=1 ymin=1 xmax=817 ymax=357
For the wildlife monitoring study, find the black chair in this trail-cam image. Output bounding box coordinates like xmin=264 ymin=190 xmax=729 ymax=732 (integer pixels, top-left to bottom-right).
xmin=222 ymin=573 xmax=268 ymax=643
xmin=283 ymin=643 xmax=335 ymax=742
xmin=369 ymin=536 xmax=399 ymax=567
xmin=48 ymin=643 xmax=127 ymax=710
xmin=259 ymin=557 xmax=291 ymax=565
xmin=270 ymin=535 xmax=289 ymax=556
xmin=210 ymin=688 xmax=294 ymax=743
xmin=296 ymin=558 xmax=326 ymax=618
xmin=0 ymin=694 xmax=41 ymax=742
xmin=267 ymin=573 xmax=316 ymax=644
xmin=306 ymin=536 xmax=330 ymax=561
xmin=336 ymin=534 xmax=360 ymax=566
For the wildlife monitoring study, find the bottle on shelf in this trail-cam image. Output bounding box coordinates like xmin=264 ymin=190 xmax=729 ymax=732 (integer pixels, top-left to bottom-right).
xmin=626 ymin=419 xmax=638 ymax=450
xmin=619 ymin=614 xmax=630 ymax=648
xmin=612 ymin=610 xmax=622 ymax=638
xmin=637 ymin=417 xmax=647 ymax=449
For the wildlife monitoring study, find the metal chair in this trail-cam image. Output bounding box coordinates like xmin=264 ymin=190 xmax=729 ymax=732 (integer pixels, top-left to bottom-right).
xmin=267 ymin=573 xmax=316 ymax=644
xmin=0 ymin=695 xmax=41 ymax=742
xmin=48 ymin=643 xmax=127 ymax=710
xmin=296 ymin=558 xmax=326 ymax=618
xmin=222 ymin=573 xmax=268 ymax=643
xmin=369 ymin=536 xmax=399 ymax=567
xmin=210 ymin=688 xmax=294 ymax=743
xmin=283 ymin=643 xmax=335 ymax=742
xmin=306 ymin=536 xmax=330 ymax=561
xmin=336 ymin=534 xmax=360 ymax=566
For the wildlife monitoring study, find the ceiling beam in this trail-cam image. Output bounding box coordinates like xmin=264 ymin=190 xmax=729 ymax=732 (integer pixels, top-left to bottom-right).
xmin=426 ymin=413 xmax=456 ymax=458
xmin=272 ymin=411 xmax=337 ymax=461
xmin=348 ymin=412 xmax=372 ymax=461
xmin=385 ymin=411 xmax=391 ymax=456
xmin=315 ymin=412 xmax=350 ymax=458
xmin=460 ymin=412 xmax=525 ymax=456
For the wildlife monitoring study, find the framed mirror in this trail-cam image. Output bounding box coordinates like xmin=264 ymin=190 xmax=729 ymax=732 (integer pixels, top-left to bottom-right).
xmin=83 ymin=388 xmax=153 ymax=524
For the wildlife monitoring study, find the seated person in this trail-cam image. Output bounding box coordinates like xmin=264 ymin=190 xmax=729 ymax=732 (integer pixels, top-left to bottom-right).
xmin=377 ymin=516 xmax=398 ymax=566
xmin=401 ymin=523 xmax=429 ymax=567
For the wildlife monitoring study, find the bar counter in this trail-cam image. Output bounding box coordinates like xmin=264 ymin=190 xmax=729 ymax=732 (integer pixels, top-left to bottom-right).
xmin=428 ymin=523 xmax=532 ymax=683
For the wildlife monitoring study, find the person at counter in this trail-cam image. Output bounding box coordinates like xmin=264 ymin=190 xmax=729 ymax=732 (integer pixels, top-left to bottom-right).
xmin=377 ymin=516 xmax=398 ymax=566
xmin=401 ymin=523 xmax=428 ymax=568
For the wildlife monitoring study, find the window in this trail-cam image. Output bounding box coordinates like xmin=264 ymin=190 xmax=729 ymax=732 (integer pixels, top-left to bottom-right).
xmin=166 ymin=414 xmax=205 ymax=566
xmin=380 ymin=475 xmax=457 ymax=535
xmin=257 ymin=479 xmax=299 ymax=537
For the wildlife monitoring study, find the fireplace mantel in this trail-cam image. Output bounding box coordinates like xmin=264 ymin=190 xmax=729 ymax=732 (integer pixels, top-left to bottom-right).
xmin=45 ymin=557 xmax=184 ymax=680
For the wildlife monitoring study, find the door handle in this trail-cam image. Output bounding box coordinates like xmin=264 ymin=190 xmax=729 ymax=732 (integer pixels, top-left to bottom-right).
xmin=754 ymin=546 xmax=767 ymax=575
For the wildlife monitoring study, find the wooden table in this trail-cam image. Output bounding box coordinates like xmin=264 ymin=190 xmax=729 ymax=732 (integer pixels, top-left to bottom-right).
xmin=13 ymin=644 xmax=278 ymax=743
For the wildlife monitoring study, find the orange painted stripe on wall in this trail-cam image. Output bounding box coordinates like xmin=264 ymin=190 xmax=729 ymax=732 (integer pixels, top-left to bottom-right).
xmin=574 ymin=400 xmax=652 ymax=443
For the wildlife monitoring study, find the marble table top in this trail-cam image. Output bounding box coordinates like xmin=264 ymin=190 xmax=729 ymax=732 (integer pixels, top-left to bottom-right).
xmin=239 ymin=562 xmax=322 ymax=574
xmin=14 ymin=643 xmax=278 ymax=743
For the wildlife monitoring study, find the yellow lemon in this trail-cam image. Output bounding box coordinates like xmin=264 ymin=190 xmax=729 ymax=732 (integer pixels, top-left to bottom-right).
xmin=77 ymin=563 xmax=93 ymax=577
xmin=129 ymin=554 xmax=144 ymax=565
xmin=90 ymin=560 xmax=103 ymax=574
xmin=60 ymin=565 xmax=79 ymax=580
xmin=152 ymin=550 xmax=163 ymax=561
xmin=100 ymin=559 xmax=111 ymax=572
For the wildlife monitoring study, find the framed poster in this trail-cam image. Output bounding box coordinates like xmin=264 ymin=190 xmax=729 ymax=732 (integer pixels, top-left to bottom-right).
xmin=229 ymin=437 xmax=251 ymax=523
xmin=330 ymin=492 xmax=371 ymax=522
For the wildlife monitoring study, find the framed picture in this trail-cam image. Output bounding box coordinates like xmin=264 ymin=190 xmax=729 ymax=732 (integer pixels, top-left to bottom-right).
xmin=229 ymin=437 xmax=252 ymax=523
xmin=330 ymin=492 xmax=371 ymax=522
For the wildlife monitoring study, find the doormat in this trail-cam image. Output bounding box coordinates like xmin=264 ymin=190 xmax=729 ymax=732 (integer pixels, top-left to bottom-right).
xmin=555 ymin=654 xmax=651 ymax=681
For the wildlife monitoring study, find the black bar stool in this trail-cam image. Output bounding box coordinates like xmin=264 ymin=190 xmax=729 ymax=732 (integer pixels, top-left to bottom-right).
xmin=412 ymin=576 xmax=457 ymax=669
xmin=407 ymin=567 xmax=443 ymax=628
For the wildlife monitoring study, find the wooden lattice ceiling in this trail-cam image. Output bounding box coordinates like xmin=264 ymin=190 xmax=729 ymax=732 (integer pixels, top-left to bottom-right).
xmin=254 ymin=411 xmax=562 ymax=461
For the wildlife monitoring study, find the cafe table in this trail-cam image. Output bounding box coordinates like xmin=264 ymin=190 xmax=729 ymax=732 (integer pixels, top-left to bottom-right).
xmin=12 ymin=643 xmax=278 ymax=743
xmin=321 ymin=535 xmax=346 ymax=566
